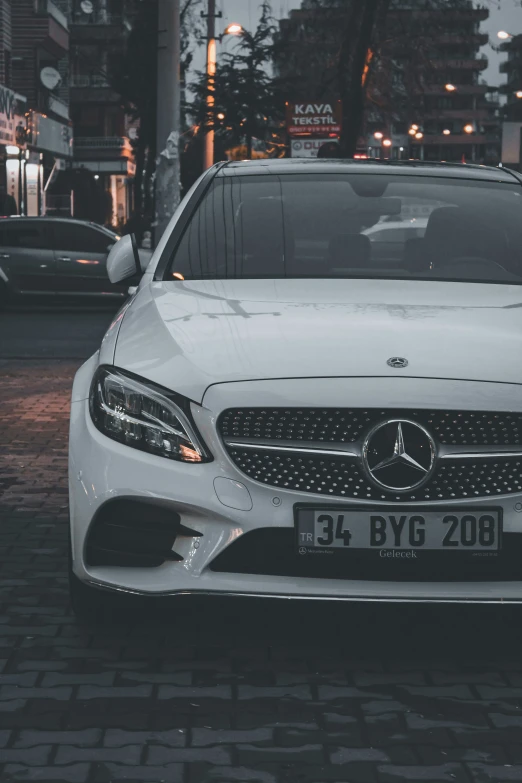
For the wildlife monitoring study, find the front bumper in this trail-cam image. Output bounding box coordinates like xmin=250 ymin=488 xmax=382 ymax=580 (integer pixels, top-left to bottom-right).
xmin=69 ymin=375 xmax=522 ymax=603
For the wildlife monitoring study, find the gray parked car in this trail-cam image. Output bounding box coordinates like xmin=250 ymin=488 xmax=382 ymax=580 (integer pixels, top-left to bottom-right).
xmin=0 ymin=217 xmax=146 ymax=306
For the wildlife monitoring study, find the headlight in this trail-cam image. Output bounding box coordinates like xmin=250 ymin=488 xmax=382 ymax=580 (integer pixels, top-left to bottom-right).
xmin=89 ymin=367 xmax=211 ymax=463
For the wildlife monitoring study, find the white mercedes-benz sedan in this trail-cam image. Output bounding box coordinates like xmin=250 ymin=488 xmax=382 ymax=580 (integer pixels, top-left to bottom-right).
xmin=68 ymin=159 xmax=522 ymax=620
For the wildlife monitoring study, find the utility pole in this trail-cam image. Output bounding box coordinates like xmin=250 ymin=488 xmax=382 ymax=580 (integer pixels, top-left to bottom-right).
xmin=155 ymin=0 xmax=181 ymax=245
xmin=203 ymin=0 xmax=217 ymax=170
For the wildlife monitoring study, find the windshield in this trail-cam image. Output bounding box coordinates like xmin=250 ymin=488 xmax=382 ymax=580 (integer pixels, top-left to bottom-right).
xmin=166 ymin=173 xmax=522 ymax=285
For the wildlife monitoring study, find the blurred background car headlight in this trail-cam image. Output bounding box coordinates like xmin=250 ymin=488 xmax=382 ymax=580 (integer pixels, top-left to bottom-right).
xmin=89 ymin=367 xmax=210 ymax=463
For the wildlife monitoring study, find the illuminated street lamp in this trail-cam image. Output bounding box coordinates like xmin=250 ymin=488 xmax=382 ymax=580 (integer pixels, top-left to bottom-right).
xmin=415 ymin=132 xmax=424 ymax=140
xmin=442 ymin=129 xmax=451 ymax=136
xmin=498 ymin=30 xmax=512 ymax=40
xmin=374 ymin=131 xmax=384 ymax=139
xmin=411 ymin=124 xmax=419 ymax=130
xmin=382 ymin=139 xmax=392 ymax=147
xmin=445 ymin=84 xmax=457 ymax=92
xmin=408 ymin=128 xmax=417 ymax=136
xmin=516 ymin=91 xmax=522 ymax=99
xmin=463 ymin=124 xmax=474 ymax=134
xmin=223 ymin=22 xmax=243 ymax=36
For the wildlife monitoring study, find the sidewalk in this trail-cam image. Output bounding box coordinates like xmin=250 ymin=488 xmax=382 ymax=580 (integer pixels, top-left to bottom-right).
xmin=0 ymin=361 xmax=79 ymax=518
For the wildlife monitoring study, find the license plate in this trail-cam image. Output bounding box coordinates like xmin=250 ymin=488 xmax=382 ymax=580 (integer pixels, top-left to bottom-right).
xmin=296 ymin=508 xmax=501 ymax=552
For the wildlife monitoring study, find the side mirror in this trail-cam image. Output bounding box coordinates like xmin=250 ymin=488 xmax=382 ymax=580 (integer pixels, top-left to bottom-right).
xmin=106 ymin=234 xmax=141 ymax=284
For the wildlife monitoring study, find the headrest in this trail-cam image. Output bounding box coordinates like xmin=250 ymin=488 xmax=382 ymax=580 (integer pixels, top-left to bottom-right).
xmin=424 ymin=206 xmax=507 ymax=264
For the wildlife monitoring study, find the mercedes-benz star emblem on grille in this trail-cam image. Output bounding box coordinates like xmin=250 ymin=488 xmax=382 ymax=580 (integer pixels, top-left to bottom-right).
xmin=387 ymin=357 xmax=408 ymax=368
xmin=362 ymin=420 xmax=436 ymax=492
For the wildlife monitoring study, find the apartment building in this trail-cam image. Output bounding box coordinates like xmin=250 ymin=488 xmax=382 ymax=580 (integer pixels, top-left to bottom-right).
xmin=68 ymin=0 xmax=137 ymax=227
xmin=276 ymin=0 xmax=501 ymax=164
xmin=0 ymin=0 xmax=72 ymax=214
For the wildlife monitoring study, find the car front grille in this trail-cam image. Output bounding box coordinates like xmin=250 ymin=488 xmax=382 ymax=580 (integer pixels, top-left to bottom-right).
xmin=219 ymin=408 xmax=522 ymax=502
xmin=220 ymin=408 xmax=522 ymax=447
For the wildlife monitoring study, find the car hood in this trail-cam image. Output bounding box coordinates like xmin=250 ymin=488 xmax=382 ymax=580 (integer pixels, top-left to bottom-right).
xmin=113 ymin=278 xmax=522 ymax=403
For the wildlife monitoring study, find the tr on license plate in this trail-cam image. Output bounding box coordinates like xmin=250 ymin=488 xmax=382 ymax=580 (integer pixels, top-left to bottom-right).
xmin=296 ymin=509 xmax=501 ymax=551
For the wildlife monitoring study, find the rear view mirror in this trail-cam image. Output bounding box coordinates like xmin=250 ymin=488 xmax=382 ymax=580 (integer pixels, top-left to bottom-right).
xmin=107 ymin=234 xmax=141 ymax=284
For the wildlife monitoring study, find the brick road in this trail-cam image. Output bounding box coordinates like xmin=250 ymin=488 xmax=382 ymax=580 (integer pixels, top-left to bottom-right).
xmin=3 ymin=361 xmax=522 ymax=782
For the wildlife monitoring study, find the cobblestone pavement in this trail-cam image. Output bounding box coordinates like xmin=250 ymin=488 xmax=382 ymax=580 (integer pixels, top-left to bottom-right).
xmin=3 ymin=362 xmax=522 ymax=782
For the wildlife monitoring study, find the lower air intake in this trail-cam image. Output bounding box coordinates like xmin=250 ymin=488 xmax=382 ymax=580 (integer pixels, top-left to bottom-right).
xmin=209 ymin=528 xmax=522 ymax=583
xmin=85 ymin=499 xmax=200 ymax=567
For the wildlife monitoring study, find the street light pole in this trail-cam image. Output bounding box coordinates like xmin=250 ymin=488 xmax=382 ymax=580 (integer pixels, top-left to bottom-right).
xmin=203 ymin=0 xmax=217 ymax=170
xmin=155 ymin=0 xmax=181 ymax=245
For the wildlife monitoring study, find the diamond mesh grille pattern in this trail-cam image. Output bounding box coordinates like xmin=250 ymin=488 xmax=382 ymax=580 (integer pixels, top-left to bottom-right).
xmin=220 ymin=409 xmax=522 ymax=447
xmin=228 ymin=448 xmax=522 ymax=502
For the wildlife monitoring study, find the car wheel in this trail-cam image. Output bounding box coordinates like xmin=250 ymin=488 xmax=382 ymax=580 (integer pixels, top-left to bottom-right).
xmin=68 ymin=541 xmax=113 ymax=624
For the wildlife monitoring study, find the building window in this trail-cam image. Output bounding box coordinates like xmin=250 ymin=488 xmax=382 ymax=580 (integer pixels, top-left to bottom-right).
xmin=4 ymin=49 xmax=11 ymax=87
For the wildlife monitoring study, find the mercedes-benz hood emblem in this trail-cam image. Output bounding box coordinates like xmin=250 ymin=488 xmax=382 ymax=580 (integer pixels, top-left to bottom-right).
xmin=387 ymin=357 xmax=408 ymax=368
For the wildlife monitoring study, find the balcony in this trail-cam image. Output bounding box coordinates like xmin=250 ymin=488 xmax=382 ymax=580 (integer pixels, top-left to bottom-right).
xmin=500 ymin=81 xmax=522 ymax=94
xmin=500 ymin=59 xmax=522 ymax=74
xmin=70 ymin=74 xmax=110 ymax=88
xmin=30 ymin=0 xmax=69 ymax=55
xmin=36 ymin=0 xmax=69 ymax=29
xmin=423 ymin=109 xmax=493 ymax=121
xmin=435 ymin=33 xmax=489 ymax=46
xmin=421 ymin=133 xmax=499 ymax=145
xmin=70 ymin=11 xmax=127 ymax=41
xmin=432 ymin=57 xmax=488 ymax=71
xmin=69 ymin=73 xmax=119 ymax=103
xmin=421 ymin=84 xmax=490 ymax=96
xmin=74 ymin=136 xmax=133 ymax=160
xmin=71 ymin=11 xmax=123 ymax=25
xmin=477 ymin=99 xmax=500 ymax=110
xmin=73 ymin=136 xmax=134 ymax=176
xmin=500 ymin=36 xmax=522 ymax=53
xmin=393 ymin=7 xmax=488 ymax=21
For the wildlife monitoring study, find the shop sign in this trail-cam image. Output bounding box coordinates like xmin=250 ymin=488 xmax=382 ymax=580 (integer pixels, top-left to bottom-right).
xmin=291 ymin=138 xmax=334 ymax=158
xmin=0 ymin=84 xmax=26 ymax=146
xmin=286 ymin=100 xmax=342 ymax=137
xmin=27 ymin=111 xmax=73 ymax=157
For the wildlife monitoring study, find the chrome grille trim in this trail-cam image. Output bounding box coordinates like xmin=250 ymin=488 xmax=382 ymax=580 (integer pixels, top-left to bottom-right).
xmin=224 ymin=440 xmax=359 ymax=458
xmin=225 ymin=439 xmax=522 ymax=462
xmin=440 ymin=450 xmax=522 ymax=460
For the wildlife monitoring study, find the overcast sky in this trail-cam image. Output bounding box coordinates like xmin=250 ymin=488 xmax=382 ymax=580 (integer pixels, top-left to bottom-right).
xmin=193 ymin=0 xmax=522 ymax=92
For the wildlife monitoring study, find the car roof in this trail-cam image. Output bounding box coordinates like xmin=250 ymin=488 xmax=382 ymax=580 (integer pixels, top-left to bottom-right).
xmin=218 ymin=158 xmax=520 ymax=184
